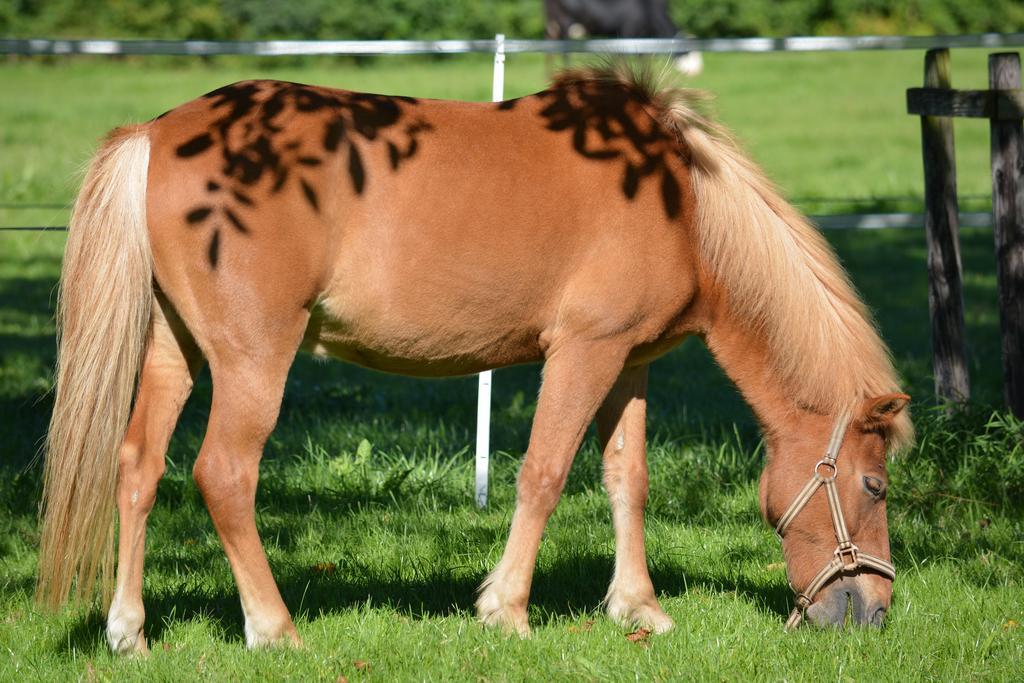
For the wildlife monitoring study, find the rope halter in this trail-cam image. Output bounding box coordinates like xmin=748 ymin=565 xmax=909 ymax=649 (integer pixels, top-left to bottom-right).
xmin=774 ymin=408 xmax=896 ymax=630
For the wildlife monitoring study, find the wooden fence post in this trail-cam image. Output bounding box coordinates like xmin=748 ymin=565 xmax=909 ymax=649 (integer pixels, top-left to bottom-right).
xmin=989 ymin=53 xmax=1024 ymax=419
xmin=920 ymin=48 xmax=970 ymax=403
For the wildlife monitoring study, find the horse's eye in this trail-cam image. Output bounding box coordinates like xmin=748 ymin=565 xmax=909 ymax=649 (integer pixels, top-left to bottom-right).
xmin=863 ymin=475 xmax=886 ymax=497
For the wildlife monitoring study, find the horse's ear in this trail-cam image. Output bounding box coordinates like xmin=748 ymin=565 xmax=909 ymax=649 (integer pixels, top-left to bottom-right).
xmin=860 ymin=393 xmax=910 ymax=426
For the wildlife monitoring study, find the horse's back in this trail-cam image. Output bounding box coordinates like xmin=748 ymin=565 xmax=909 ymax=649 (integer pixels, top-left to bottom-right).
xmin=143 ymin=78 xmax=700 ymax=372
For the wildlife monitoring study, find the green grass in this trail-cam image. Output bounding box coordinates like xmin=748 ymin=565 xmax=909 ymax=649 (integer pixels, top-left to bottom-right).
xmin=1 ymin=52 xmax=1023 ymax=680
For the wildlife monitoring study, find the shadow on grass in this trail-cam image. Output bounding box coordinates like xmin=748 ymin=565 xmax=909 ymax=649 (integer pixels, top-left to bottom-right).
xmin=79 ymin=552 xmax=793 ymax=650
xmin=0 ymin=374 xmax=55 ymax=474
xmin=63 ymin=611 xmax=108 ymax=655
xmin=0 ymin=274 xmax=60 ymax=320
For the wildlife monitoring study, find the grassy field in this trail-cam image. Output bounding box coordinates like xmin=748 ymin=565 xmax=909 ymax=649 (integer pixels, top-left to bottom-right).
xmin=1 ymin=52 xmax=1023 ymax=680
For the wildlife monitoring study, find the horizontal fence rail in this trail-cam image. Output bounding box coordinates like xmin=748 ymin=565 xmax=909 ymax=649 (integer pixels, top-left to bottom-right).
xmin=812 ymin=211 xmax=992 ymax=230
xmin=4 ymin=33 xmax=1024 ymax=57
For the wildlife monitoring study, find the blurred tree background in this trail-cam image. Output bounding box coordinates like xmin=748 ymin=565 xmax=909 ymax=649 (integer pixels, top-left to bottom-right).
xmin=2 ymin=0 xmax=1023 ymax=40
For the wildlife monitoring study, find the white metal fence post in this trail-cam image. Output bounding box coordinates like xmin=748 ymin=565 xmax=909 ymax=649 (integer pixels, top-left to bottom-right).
xmin=475 ymin=33 xmax=505 ymax=509
xmin=475 ymin=370 xmax=492 ymax=508
xmin=492 ymin=33 xmax=506 ymax=102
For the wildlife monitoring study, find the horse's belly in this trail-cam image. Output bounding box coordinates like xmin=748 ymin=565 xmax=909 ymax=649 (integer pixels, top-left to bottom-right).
xmin=301 ymin=296 xmax=546 ymax=377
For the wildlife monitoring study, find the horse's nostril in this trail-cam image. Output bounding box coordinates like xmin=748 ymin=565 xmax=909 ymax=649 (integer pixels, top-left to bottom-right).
xmin=870 ymin=606 xmax=887 ymax=626
xmin=805 ymin=589 xmax=849 ymax=627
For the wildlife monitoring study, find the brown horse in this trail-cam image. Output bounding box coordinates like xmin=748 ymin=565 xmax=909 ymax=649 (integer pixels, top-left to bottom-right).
xmin=36 ymin=64 xmax=912 ymax=653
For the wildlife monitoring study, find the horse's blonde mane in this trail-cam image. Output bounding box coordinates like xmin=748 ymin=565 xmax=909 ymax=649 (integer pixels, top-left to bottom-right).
xmin=556 ymin=63 xmax=913 ymax=452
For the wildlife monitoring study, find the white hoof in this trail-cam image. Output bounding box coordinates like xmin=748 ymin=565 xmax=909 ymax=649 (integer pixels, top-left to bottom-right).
xmin=106 ymin=606 xmax=148 ymax=655
xmin=606 ymin=591 xmax=675 ymax=634
xmin=476 ymin=586 xmax=531 ymax=637
xmin=243 ymin=610 xmax=301 ymax=649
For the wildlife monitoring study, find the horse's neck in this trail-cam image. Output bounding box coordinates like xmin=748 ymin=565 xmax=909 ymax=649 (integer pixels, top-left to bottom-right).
xmin=702 ymin=305 xmax=810 ymax=440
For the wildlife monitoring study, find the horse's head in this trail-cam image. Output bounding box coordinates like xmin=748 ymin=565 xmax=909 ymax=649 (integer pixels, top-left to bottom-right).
xmin=759 ymin=393 xmax=910 ymax=628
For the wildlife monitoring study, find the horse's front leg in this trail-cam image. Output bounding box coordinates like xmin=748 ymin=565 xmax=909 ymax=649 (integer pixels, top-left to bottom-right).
xmin=596 ymin=364 xmax=673 ymax=633
xmin=476 ymin=340 xmax=628 ymax=636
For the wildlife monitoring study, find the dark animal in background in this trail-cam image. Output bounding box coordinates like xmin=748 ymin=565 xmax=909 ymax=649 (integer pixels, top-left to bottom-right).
xmin=544 ymin=0 xmax=703 ymax=74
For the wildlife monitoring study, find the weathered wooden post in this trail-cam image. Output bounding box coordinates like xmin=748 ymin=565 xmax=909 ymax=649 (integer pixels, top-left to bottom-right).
xmin=918 ymin=48 xmax=971 ymax=404
xmin=989 ymin=53 xmax=1024 ymax=418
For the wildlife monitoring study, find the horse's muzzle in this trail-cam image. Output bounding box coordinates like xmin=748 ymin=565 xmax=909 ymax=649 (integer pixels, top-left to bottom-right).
xmin=804 ymin=574 xmax=890 ymax=627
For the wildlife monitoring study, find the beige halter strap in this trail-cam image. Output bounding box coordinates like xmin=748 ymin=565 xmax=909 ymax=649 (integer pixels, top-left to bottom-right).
xmin=774 ymin=409 xmax=896 ymax=630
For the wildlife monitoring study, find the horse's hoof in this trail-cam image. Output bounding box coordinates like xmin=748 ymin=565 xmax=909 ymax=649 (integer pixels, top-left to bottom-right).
xmin=476 ymin=592 xmax=531 ymax=637
xmin=107 ymin=625 xmax=149 ymax=656
xmin=479 ymin=609 xmax=532 ymax=637
xmin=607 ymin=596 xmax=675 ymax=634
xmin=245 ymin=621 xmax=302 ymax=649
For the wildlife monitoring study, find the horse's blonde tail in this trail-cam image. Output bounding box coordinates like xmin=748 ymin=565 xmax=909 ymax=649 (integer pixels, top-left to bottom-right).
xmin=36 ymin=125 xmax=153 ymax=610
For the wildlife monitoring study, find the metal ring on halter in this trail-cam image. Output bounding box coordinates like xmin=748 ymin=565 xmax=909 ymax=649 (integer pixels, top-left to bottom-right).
xmin=814 ymin=459 xmax=837 ymax=480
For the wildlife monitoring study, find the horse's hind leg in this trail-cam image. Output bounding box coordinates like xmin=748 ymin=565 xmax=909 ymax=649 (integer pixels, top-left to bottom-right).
xmin=107 ymin=297 xmax=202 ymax=654
xmin=191 ymin=312 xmax=308 ymax=648
xmin=595 ymin=364 xmax=674 ymax=633
xmin=476 ymin=340 xmax=629 ymax=635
